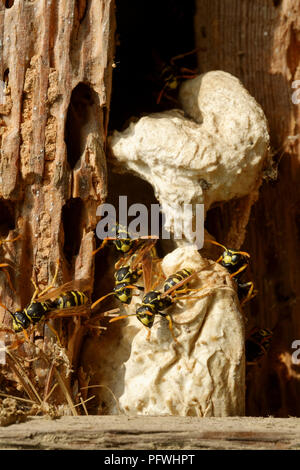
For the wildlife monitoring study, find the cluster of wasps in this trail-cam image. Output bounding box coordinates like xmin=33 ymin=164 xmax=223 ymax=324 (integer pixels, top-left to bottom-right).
xmin=92 ymin=225 xmax=273 ymax=361
xmin=0 ymin=225 xmax=272 ymax=363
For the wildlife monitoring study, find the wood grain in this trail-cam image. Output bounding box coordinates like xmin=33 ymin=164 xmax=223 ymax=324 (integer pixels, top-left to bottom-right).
xmin=0 ymin=0 xmax=115 ymax=401
xmin=195 ymin=0 xmax=300 ymax=416
xmin=0 ymin=415 xmax=300 ymax=449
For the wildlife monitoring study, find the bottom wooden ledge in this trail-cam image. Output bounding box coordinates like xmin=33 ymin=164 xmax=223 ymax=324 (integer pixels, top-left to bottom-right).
xmin=0 ymin=415 xmax=299 ymax=450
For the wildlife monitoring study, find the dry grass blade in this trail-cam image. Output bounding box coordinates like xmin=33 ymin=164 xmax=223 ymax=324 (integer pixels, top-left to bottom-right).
xmin=6 ymin=350 xmax=42 ymax=405
xmin=81 ymin=385 xmax=124 ymax=415
xmin=44 ymin=383 xmax=58 ymax=403
xmin=53 ymin=366 xmax=78 ymax=416
xmin=0 ymin=392 xmax=36 ymax=405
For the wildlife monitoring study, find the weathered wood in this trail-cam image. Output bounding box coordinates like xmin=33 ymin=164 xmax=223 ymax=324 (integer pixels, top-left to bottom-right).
xmin=0 ymin=416 xmax=300 ymax=450
xmin=0 ymin=0 xmax=115 ymax=401
xmin=195 ymin=0 xmax=300 ymax=417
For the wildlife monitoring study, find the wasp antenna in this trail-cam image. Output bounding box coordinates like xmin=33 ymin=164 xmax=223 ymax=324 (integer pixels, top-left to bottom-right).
xmin=205 ymin=239 xmax=227 ymax=251
xmin=91 ymin=292 xmax=114 ymax=310
xmin=236 ymin=250 xmax=251 ymax=258
xmin=109 ymin=314 xmax=132 ymax=323
xmin=0 ymin=300 xmax=13 ymax=315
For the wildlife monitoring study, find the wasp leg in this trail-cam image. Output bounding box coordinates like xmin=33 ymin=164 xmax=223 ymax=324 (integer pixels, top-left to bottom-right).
xmin=0 ymin=234 xmax=21 ymax=247
xmin=0 ymin=264 xmax=16 ymax=293
xmin=229 ymin=263 xmax=248 ymax=279
xmin=174 ymin=291 xmax=213 ymax=301
xmin=45 ymin=322 xmax=61 ymax=345
xmin=92 ymin=237 xmax=112 ymax=256
xmin=156 ymin=83 xmax=168 ymax=104
xmin=30 ymin=279 xmax=41 ymax=303
xmin=240 ymin=282 xmax=256 ymax=307
xmin=170 ymin=48 xmax=199 ymax=64
xmin=165 ymin=314 xmax=179 ymax=345
xmin=22 ymin=329 xmax=29 ymax=342
xmin=146 ymin=327 xmax=151 ymax=341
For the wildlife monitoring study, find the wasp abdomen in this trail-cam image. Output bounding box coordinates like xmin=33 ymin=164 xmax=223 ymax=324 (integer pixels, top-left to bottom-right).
xmin=53 ymin=291 xmax=88 ymax=309
xmin=163 ymin=268 xmax=193 ymax=292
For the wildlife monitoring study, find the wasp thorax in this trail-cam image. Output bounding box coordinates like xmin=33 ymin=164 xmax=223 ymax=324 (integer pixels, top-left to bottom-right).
xmin=115 ymin=266 xmax=131 ymax=282
xmin=142 ymin=291 xmax=172 ymax=311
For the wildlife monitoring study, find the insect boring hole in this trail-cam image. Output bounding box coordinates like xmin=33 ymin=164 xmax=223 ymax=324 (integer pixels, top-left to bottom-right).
xmin=0 ymin=199 xmax=15 ymax=238
xmin=109 ymin=0 xmax=197 ymax=131
xmin=65 ymin=82 xmax=101 ymax=170
xmin=62 ymin=198 xmax=84 ymax=265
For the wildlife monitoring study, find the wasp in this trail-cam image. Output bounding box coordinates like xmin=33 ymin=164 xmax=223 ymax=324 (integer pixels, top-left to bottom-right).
xmin=108 ymin=267 xmax=209 ymax=343
xmin=206 ymin=240 xmax=256 ymax=306
xmin=91 ymin=262 xmax=144 ymax=309
xmin=91 ymin=238 xmax=158 ymax=310
xmin=245 ymin=327 xmax=273 ymax=365
xmin=0 ymin=260 xmax=91 ymax=341
xmin=155 ymin=49 xmax=198 ymax=104
xmin=93 ymin=223 xmax=158 ymax=268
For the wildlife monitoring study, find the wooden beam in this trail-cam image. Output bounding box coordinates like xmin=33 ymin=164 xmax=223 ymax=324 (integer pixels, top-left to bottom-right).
xmin=0 ymin=416 xmax=300 ymax=450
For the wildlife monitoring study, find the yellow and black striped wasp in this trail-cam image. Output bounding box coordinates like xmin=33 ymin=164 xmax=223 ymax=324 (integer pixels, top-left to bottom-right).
xmin=206 ymin=239 xmax=256 ymax=306
xmin=245 ymin=327 xmax=273 ymax=365
xmin=155 ymin=49 xmax=198 ymax=104
xmin=0 ymin=260 xmax=92 ymax=342
xmin=91 ymin=237 xmax=158 ymax=310
xmin=93 ymin=223 xmax=158 ymax=262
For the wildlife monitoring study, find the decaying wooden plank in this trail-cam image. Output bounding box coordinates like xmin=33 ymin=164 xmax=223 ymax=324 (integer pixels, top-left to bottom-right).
xmin=0 ymin=416 xmax=300 ymax=450
xmin=0 ymin=0 xmax=115 ymax=403
xmin=195 ymin=0 xmax=300 ymax=417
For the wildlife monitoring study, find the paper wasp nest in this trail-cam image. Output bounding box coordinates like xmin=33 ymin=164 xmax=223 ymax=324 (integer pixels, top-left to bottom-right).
xmin=88 ymin=71 xmax=269 ymax=416
xmin=109 ymin=71 xmax=269 ymax=239
xmin=92 ymin=246 xmax=245 ymax=416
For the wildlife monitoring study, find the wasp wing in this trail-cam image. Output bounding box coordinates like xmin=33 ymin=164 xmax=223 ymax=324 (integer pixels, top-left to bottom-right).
xmin=37 ymin=279 xmax=92 ymax=302
xmin=161 ymin=271 xmax=199 ymax=298
xmin=47 ymin=304 xmax=90 ymax=319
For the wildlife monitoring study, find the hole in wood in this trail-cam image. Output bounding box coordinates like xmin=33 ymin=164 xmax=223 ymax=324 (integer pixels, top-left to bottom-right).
xmin=3 ymin=68 xmax=9 ymax=85
xmin=0 ymin=199 xmax=15 ymax=237
xmin=62 ymin=197 xmax=84 ymax=264
xmin=4 ymin=0 xmax=14 ymax=8
xmin=273 ymin=0 xmax=281 ymax=6
xmin=65 ymin=82 xmax=100 ymax=170
xmin=109 ymin=0 xmax=196 ymax=131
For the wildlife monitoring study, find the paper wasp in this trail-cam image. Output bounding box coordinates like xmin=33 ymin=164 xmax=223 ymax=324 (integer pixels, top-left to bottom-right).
xmin=206 ymin=239 xmax=256 ymax=306
xmin=93 ymin=223 xmax=158 ymax=260
xmin=0 ymin=260 xmax=91 ymax=341
xmin=91 ymin=238 xmax=158 ymax=310
xmin=108 ymin=267 xmax=212 ymax=343
xmin=245 ymin=327 xmax=273 ymax=365
xmin=155 ymin=49 xmax=198 ymax=104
